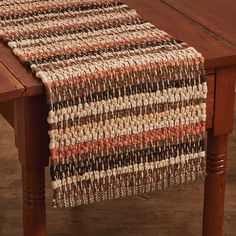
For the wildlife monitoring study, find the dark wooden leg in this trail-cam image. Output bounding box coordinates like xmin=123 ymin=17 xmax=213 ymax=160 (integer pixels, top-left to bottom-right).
xmin=14 ymin=95 xmax=49 ymax=236
xmin=202 ymin=66 xmax=236 ymax=236
xmin=203 ymin=131 xmax=228 ymax=236
xmin=22 ymin=168 xmax=46 ymax=236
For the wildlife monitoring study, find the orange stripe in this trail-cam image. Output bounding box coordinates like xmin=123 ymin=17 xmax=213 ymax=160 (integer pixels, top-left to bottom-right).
xmin=45 ymin=55 xmax=200 ymax=89
xmin=50 ymin=121 xmax=206 ymax=160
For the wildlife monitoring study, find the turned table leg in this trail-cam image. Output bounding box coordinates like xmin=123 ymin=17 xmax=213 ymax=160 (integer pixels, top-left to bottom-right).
xmin=22 ymin=168 xmax=46 ymax=236
xmin=203 ymin=131 xmax=228 ymax=236
xmin=202 ymin=66 xmax=236 ymax=236
xmin=14 ymin=95 xmax=49 ymax=236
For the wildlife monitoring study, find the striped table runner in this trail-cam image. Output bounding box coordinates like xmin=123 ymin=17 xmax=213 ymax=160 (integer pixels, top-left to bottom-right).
xmin=0 ymin=0 xmax=207 ymax=208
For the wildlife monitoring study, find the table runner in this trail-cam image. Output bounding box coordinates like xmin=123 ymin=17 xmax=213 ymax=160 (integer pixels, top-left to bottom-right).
xmin=0 ymin=0 xmax=207 ymax=208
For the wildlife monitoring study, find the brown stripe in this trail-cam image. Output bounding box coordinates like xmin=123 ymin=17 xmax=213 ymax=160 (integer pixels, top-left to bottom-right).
xmin=47 ymin=63 xmax=202 ymax=105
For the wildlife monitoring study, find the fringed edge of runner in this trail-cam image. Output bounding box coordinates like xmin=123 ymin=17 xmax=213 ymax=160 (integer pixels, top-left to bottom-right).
xmin=52 ymin=153 xmax=206 ymax=208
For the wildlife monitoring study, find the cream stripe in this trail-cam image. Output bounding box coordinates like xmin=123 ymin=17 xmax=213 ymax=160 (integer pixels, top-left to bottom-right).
xmin=48 ymin=103 xmax=206 ymax=149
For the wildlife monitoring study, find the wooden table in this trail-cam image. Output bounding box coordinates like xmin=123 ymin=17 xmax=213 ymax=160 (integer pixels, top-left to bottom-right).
xmin=0 ymin=0 xmax=236 ymax=235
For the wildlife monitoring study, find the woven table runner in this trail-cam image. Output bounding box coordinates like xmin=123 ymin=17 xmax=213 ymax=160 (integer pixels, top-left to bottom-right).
xmin=0 ymin=0 xmax=207 ymax=208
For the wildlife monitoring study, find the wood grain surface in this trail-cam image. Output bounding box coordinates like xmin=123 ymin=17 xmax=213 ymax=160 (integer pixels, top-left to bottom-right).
xmin=0 ymin=63 xmax=24 ymax=102
xmin=124 ymin=0 xmax=236 ymax=69
xmin=162 ymin=0 xmax=236 ymax=47
xmin=0 ymin=43 xmax=44 ymax=97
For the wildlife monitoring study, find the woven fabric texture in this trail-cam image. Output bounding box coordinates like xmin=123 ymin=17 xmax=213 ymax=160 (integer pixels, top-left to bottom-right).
xmin=0 ymin=0 xmax=207 ymax=208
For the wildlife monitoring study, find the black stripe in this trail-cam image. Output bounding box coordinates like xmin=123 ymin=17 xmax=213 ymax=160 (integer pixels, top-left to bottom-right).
xmin=50 ymin=138 xmax=206 ymax=180
xmin=80 ymin=77 xmax=204 ymax=103
xmin=49 ymin=75 xmax=205 ymax=110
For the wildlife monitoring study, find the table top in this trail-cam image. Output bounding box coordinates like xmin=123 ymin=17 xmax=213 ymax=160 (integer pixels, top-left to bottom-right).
xmin=0 ymin=0 xmax=236 ymax=101
xmin=163 ymin=0 xmax=236 ymax=47
xmin=125 ymin=0 xmax=236 ymax=67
